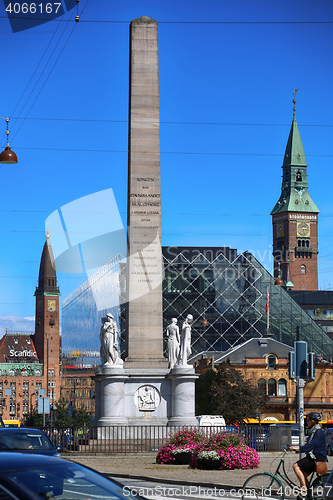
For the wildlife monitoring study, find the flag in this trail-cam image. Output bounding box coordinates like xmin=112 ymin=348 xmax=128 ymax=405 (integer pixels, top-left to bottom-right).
xmin=265 ymin=287 xmax=270 ymax=314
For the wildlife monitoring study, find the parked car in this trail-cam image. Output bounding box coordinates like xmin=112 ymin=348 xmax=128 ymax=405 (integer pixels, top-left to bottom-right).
xmin=0 ymin=428 xmax=60 ymax=456
xmin=0 ymin=453 xmax=144 ymax=500
xmin=324 ymin=427 xmax=333 ymax=456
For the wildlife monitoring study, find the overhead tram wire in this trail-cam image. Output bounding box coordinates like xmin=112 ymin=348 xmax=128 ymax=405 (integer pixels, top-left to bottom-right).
xmin=10 ymin=146 xmax=333 ymax=158
xmin=10 ymin=17 xmax=79 ymax=144
xmin=6 ymin=117 xmax=333 ymax=127
xmin=7 ymin=15 xmax=66 ymax=144
xmin=1 ymin=17 xmax=333 ymax=24
xmin=8 ymin=0 xmax=91 ymax=144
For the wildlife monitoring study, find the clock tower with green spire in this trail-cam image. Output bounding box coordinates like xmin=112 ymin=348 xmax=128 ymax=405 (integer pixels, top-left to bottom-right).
xmin=271 ymin=92 xmax=319 ymax=290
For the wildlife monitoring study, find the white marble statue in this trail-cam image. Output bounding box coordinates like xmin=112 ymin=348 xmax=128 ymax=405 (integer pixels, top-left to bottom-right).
xmin=177 ymin=314 xmax=193 ymax=366
xmin=166 ymin=318 xmax=180 ymax=368
xmin=100 ymin=313 xmax=123 ymax=366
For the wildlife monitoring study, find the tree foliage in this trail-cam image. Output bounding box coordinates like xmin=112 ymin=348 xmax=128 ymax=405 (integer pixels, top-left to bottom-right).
xmin=22 ymin=408 xmax=44 ymax=427
xmin=196 ymin=361 xmax=269 ymax=424
xmin=21 ymin=398 xmax=92 ymax=428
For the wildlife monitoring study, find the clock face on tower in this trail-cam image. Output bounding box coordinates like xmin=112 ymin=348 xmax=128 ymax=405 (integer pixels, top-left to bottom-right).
xmin=47 ymin=299 xmax=56 ymax=312
xmin=297 ymin=221 xmax=310 ymax=237
xmin=276 ymin=223 xmax=284 ymax=238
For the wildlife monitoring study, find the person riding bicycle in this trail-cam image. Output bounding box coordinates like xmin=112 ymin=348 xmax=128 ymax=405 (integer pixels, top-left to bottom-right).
xmin=289 ymin=412 xmax=327 ymax=491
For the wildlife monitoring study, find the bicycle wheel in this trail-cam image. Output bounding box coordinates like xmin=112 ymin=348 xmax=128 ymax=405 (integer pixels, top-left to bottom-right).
xmin=242 ymin=473 xmax=284 ymax=500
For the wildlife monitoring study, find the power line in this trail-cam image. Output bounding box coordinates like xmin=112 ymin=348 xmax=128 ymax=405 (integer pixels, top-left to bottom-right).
xmin=2 ymin=17 xmax=333 ymax=24
xmin=0 ymin=208 xmax=333 ymax=217
xmin=11 ymin=19 xmax=78 ymax=143
xmin=6 ymin=117 xmax=333 ymax=127
xmin=11 ymin=146 xmax=333 ymax=157
xmin=9 ymin=16 xmax=66 ymax=137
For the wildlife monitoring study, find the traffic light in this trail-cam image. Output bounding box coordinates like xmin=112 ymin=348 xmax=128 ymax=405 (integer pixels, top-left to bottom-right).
xmin=289 ymin=351 xmax=296 ymax=379
xmin=308 ymin=352 xmax=315 ymax=382
xmin=295 ymin=341 xmax=307 ymax=379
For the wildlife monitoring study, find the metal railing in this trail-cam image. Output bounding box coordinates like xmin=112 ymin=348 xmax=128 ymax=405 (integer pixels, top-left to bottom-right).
xmin=38 ymin=424 xmax=279 ymax=454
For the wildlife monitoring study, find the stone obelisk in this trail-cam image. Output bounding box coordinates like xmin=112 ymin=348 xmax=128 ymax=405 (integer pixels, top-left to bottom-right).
xmin=94 ymin=17 xmax=197 ymax=428
xmin=125 ymin=16 xmax=167 ymax=370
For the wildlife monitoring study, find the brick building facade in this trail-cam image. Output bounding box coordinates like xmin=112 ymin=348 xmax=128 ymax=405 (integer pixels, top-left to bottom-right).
xmin=194 ymin=338 xmax=333 ymax=421
xmin=271 ymin=105 xmax=319 ymax=291
xmin=0 ymin=234 xmax=61 ymax=421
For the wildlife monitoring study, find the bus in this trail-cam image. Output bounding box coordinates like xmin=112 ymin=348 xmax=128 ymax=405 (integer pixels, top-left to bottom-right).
xmin=3 ymin=420 xmax=20 ymax=428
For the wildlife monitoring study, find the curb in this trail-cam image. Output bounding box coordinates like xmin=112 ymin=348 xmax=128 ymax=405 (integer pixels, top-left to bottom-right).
xmin=109 ymin=472 xmax=240 ymax=491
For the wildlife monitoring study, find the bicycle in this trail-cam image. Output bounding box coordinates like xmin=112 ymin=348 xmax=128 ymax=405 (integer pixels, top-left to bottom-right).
xmin=242 ymin=447 xmax=331 ymax=500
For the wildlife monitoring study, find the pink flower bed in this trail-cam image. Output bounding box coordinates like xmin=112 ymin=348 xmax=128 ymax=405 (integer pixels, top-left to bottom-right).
xmin=156 ymin=430 xmax=259 ymax=470
xmin=156 ymin=429 xmax=203 ymax=464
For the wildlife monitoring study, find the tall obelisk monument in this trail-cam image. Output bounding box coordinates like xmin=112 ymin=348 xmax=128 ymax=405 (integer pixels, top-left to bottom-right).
xmin=94 ymin=17 xmax=197 ymax=427
xmin=125 ymin=16 xmax=167 ymax=370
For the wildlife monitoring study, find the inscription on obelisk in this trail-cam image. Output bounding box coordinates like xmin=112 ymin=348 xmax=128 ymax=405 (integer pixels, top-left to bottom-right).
xmin=125 ymin=16 xmax=167 ymax=369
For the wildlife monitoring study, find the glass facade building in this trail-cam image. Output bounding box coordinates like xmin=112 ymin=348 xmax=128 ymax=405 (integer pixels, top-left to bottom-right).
xmin=62 ymin=247 xmax=333 ymax=363
xmin=62 ymin=254 xmax=125 ymax=356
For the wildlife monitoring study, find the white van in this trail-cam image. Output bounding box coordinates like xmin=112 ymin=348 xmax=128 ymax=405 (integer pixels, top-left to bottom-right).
xmin=197 ymin=415 xmax=226 ymax=427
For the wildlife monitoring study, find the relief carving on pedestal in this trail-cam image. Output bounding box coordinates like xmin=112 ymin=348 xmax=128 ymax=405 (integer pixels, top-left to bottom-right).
xmin=135 ymin=385 xmax=161 ymax=411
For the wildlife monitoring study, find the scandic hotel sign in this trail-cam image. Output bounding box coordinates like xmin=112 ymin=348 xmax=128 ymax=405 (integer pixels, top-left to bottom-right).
xmin=9 ymin=349 xmax=37 ymax=358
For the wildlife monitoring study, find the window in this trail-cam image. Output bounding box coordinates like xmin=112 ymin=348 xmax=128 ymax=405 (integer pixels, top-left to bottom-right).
xmin=267 ymin=354 xmax=277 ymax=370
xmin=278 ymin=379 xmax=287 ymax=397
xmin=23 ymin=382 xmax=29 ymax=390
xmin=10 ymin=382 xmax=16 ymax=390
xmin=258 ymin=378 xmax=266 ymax=394
xmin=296 ymin=170 xmax=302 ymax=181
xmin=301 ymin=265 xmax=306 ymax=275
xmin=268 ymin=379 xmax=277 ymax=396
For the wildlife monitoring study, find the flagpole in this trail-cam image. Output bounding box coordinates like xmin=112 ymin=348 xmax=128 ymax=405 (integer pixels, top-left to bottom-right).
xmin=266 ymin=286 xmax=270 ymax=335
xmin=267 ymin=298 xmax=269 ymax=332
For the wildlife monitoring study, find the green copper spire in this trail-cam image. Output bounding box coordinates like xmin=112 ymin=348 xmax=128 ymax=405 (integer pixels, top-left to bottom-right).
xmin=271 ymin=106 xmax=319 ymax=215
xmin=282 ymin=111 xmax=307 ymax=167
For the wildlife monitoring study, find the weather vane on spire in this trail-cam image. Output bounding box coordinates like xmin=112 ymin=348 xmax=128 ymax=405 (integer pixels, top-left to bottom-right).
xmin=293 ymin=89 xmax=298 ymax=112
xmin=46 ymin=227 xmax=50 ymax=240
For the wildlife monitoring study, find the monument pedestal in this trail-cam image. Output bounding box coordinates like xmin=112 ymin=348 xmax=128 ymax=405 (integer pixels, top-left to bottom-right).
xmin=93 ymin=364 xmax=199 ymax=427
xmin=94 ymin=365 xmax=128 ymax=428
xmin=167 ymin=365 xmax=199 ymax=426
xmin=93 ymin=366 xmax=174 ymax=427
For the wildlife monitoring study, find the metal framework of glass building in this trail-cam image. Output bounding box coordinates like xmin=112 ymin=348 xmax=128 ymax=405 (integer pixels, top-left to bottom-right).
xmin=61 ymin=247 xmax=333 ymax=362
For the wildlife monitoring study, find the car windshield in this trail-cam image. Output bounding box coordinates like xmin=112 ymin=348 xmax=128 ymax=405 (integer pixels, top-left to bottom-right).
xmin=0 ymin=462 xmax=140 ymax=500
xmin=0 ymin=431 xmax=54 ymax=451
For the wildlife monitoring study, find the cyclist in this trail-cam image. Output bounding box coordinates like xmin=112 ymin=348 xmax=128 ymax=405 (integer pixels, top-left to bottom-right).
xmin=289 ymin=412 xmax=327 ymax=490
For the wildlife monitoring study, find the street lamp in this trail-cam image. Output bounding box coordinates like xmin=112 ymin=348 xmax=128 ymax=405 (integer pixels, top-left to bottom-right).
xmin=0 ymin=118 xmax=18 ymax=164
xmin=274 ymin=262 xmax=284 ymax=286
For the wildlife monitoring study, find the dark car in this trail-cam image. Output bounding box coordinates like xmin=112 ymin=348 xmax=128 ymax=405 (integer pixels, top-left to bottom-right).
xmin=324 ymin=427 xmax=333 ymax=456
xmin=0 ymin=428 xmax=60 ymax=456
xmin=0 ymin=453 xmax=143 ymax=500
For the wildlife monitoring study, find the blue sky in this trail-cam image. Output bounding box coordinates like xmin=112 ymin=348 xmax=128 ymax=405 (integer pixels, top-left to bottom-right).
xmin=0 ymin=0 xmax=332 ymax=336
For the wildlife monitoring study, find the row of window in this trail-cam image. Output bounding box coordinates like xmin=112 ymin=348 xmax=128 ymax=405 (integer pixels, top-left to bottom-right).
xmin=258 ymin=378 xmax=287 ymax=397
xmin=0 ymin=369 xmax=42 ymax=376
